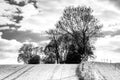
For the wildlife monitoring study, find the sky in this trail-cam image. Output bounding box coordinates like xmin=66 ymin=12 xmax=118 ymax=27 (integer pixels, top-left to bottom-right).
xmin=0 ymin=0 xmax=120 ymax=64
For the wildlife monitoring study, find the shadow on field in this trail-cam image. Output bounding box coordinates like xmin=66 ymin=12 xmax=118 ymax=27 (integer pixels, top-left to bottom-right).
xmin=76 ymin=64 xmax=84 ymax=80
xmin=75 ymin=62 xmax=96 ymax=80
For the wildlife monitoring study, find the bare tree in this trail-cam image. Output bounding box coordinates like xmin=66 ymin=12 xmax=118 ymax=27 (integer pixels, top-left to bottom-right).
xmin=47 ymin=6 xmax=103 ymax=63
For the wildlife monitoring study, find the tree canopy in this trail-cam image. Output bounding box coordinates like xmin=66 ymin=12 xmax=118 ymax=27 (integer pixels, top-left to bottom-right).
xmin=46 ymin=6 xmax=103 ymax=63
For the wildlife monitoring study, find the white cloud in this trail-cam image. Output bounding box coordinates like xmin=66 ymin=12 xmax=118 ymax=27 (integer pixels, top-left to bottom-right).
xmin=0 ymin=32 xmax=2 ymax=36
xmin=0 ymin=37 xmax=22 ymax=51
xmin=23 ymin=41 xmax=39 ymax=47
xmin=21 ymin=3 xmax=39 ymax=19
xmin=94 ymin=35 xmax=120 ymax=62
xmin=0 ymin=34 xmax=22 ymax=64
xmin=0 ymin=2 xmax=18 ymax=24
xmin=19 ymin=13 xmax=59 ymax=33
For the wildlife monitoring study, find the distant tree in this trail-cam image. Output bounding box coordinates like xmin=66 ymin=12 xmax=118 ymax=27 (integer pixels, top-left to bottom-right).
xmin=47 ymin=6 xmax=103 ymax=63
xmin=17 ymin=43 xmax=40 ymax=64
xmin=17 ymin=43 xmax=33 ymax=64
xmin=28 ymin=55 xmax=40 ymax=64
xmin=43 ymin=52 xmax=56 ymax=64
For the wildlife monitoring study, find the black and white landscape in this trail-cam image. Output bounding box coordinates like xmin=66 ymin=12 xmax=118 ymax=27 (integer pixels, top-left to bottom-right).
xmin=0 ymin=0 xmax=120 ymax=80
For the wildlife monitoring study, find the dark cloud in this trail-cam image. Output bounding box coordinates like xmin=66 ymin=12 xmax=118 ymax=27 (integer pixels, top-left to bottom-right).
xmin=1 ymin=30 xmax=49 ymax=42
xmin=4 ymin=0 xmax=38 ymax=8
xmin=109 ymin=0 xmax=120 ymax=9
xmin=102 ymin=31 xmax=113 ymax=36
xmin=111 ymin=30 xmax=120 ymax=36
xmin=0 ymin=24 xmax=21 ymax=30
xmin=4 ymin=0 xmax=26 ymax=6
xmin=103 ymin=30 xmax=120 ymax=37
xmin=99 ymin=0 xmax=120 ymax=9
xmin=113 ymin=48 xmax=120 ymax=53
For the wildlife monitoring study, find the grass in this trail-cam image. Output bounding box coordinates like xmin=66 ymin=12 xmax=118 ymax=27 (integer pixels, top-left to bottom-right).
xmin=76 ymin=62 xmax=95 ymax=80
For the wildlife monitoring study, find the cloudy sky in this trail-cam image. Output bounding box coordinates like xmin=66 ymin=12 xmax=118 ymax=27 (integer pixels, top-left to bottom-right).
xmin=0 ymin=0 xmax=120 ymax=64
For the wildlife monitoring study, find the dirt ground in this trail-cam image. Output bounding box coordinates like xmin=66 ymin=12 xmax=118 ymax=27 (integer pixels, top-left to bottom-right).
xmin=0 ymin=63 xmax=120 ymax=80
xmin=0 ymin=64 xmax=78 ymax=80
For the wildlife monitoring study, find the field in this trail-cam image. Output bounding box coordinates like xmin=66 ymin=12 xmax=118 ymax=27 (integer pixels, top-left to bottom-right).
xmin=93 ymin=62 xmax=120 ymax=80
xmin=0 ymin=63 xmax=120 ymax=80
xmin=79 ymin=62 xmax=120 ymax=80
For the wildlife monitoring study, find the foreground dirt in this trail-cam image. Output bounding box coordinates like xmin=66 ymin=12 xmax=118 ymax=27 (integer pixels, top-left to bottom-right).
xmin=0 ymin=64 xmax=78 ymax=80
xmin=0 ymin=63 xmax=120 ymax=80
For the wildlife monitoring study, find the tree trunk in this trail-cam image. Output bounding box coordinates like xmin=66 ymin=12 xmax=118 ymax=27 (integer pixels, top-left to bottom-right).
xmin=54 ymin=39 xmax=59 ymax=64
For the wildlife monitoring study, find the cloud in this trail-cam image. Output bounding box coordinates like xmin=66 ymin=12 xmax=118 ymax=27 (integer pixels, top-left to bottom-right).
xmin=0 ymin=37 xmax=22 ymax=52
xmin=0 ymin=53 xmax=7 ymax=59
xmin=90 ymin=0 xmax=120 ymax=31
xmin=113 ymin=48 xmax=120 ymax=53
xmin=111 ymin=30 xmax=120 ymax=36
xmin=21 ymin=3 xmax=39 ymax=19
xmin=108 ymin=0 xmax=120 ymax=9
xmin=102 ymin=29 xmax=120 ymax=37
xmin=98 ymin=0 xmax=120 ymax=9
xmin=0 ymin=0 xmax=40 ymax=32
xmin=0 ymin=35 xmax=22 ymax=62
xmin=19 ymin=13 xmax=60 ymax=33
xmin=4 ymin=0 xmax=38 ymax=8
xmin=37 ymin=0 xmax=75 ymax=13
xmin=0 ymin=1 xmax=23 ymax=31
xmin=4 ymin=0 xmax=26 ymax=6
xmin=95 ymin=36 xmax=120 ymax=51
xmin=94 ymin=35 xmax=120 ymax=62
xmin=0 ymin=24 xmax=21 ymax=30
xmin=101 ymin=10 xmax=120 ymax=21
xmin=1 ymin=30 xmax=49 ymax=42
